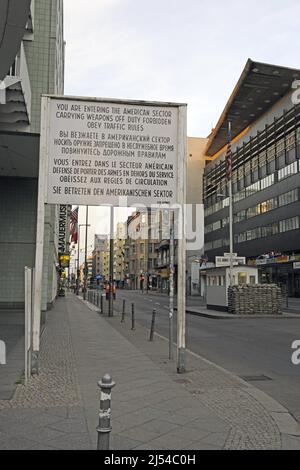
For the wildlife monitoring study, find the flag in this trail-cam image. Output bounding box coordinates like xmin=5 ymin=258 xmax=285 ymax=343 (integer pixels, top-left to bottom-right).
xmin=70 ymin=207 xmax=79 ymax=244
xmin=225 ymin=123 xmax=232 ymax=181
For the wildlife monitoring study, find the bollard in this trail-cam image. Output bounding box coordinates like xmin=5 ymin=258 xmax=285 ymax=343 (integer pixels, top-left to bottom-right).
xmin=149 ymin=309 xmax=157 ymax=342
xmin=96 ymin=374 xmax=115 ymax=450
xmin=121 ymin=299 xmax=126 ymax=323
xmin=131 ymin=303 xmax=135 ymax=331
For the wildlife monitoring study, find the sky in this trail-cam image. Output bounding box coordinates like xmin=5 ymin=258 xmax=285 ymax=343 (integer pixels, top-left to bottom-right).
xmin=63 ymin=0 xmax=300 ymax=261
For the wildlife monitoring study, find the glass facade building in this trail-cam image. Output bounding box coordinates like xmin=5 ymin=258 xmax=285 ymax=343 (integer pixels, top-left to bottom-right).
xmin=203 ymin=61 xmax=300 ymax=296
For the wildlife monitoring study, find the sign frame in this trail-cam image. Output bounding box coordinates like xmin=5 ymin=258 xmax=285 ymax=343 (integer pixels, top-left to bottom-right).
xmin=33 ymin=95 xmax=187 ymax=373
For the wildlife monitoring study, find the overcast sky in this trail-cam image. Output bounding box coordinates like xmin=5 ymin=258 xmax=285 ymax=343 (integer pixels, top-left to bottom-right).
xmin=63 ymin=0 xmax=300 ymax=259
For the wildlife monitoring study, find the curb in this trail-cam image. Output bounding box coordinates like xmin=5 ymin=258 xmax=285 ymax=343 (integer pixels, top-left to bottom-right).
xmin=153 ymin=330 xmax=300 ymax=446
xmin=184 ymin=308 xmax=300 ymax=320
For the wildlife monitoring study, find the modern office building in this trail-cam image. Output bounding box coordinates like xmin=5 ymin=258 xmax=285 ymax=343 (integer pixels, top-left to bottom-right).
xmin=0 ymin=0 xmax=65 ymax=311
xmin=203 ymin=60 xmax=300 ymax=296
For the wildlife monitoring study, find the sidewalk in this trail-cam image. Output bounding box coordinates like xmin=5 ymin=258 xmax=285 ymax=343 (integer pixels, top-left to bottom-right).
xmin=0 ymin=293 xmax=299 ymax=450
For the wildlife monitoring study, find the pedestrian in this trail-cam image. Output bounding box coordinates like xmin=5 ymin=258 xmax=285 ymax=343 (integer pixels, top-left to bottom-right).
xmin=105 ymin=282 xmax=110 ymax=301
xmin=113 ymin=283 xmax=116 ymax=300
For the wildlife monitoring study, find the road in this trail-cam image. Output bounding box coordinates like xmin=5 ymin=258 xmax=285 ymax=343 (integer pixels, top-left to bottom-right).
xmin=111 ymin=290 xmax=300 ymax=423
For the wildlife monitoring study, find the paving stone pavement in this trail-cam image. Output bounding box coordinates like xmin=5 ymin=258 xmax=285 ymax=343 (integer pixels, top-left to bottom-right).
xmin=0 ymin=293 xmax=299 ymax=450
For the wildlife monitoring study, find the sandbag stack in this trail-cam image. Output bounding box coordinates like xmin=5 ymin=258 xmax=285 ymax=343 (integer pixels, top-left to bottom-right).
xmin=228 ymin=284 xmax=282 ymax=315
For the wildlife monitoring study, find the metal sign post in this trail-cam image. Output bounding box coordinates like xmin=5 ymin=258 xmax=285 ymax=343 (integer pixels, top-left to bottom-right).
xmin=176 ymin=106 xmax=187 ymax=374
xmin=25 ymin=267 xmax=33 ymax=383
xmin=32 ymin=96 xmax=49 ymax=373
xmin=169 ymin=209 xmax=174 ymax=361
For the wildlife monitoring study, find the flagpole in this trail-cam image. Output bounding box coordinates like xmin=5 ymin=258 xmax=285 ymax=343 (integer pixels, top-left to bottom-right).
xmin=228 ymin=121 xmax=234 ymax=287
xmin=83 ymin=206 xmax=89 ymax=301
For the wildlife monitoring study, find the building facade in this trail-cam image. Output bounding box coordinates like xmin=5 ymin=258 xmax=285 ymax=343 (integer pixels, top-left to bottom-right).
xmin=0 ymin=0 xmax=65 ymax=311
xmin=203 ymin=60 xmax=300 ymax=297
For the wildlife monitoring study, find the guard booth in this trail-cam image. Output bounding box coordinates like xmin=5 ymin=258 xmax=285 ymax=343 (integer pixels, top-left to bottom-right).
xmin=201 ymin=254 xmax=259 ymax=311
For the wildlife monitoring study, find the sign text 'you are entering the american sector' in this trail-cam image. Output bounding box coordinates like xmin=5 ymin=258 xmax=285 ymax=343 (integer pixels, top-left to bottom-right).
xmin=45 ymin=98 xmax=180 ymax=206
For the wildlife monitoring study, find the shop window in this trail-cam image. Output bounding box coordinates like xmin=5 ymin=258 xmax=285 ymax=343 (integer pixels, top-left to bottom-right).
xmin=238 ymin=272 xmax=247 ymax=285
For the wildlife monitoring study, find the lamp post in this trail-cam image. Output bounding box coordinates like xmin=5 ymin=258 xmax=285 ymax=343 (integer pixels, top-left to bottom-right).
xmin=216 ymin=187 xmax=234 ymax=286
xmin=228 ymin=122 xmax=234 ymax=287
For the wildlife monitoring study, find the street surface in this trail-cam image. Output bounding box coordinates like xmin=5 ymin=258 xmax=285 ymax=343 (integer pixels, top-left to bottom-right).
xmin=112 ymin=290 xmax=300 ymax=423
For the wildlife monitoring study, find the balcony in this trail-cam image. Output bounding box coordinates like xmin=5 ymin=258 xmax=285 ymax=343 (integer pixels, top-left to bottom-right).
xmin=0 ymin=42 xmax=31 ymax=131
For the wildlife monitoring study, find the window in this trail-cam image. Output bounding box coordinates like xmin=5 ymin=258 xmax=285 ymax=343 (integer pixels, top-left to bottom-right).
xmin=223 ymin=198 xmax=230 ymax=208
xmin=260 ymin=198 xmax=277 ymax=213
xmin=260 ymin=174 xmax=274 ymax=190
xmin=286 ymin=132 xmax=296 ymax=152
xmin=276 ymin=138 xmax=285 ymax=155
xmin=247 ymin=228 xmax=261 ymax=241
xmin=205 ymin=224 xmax=212 ymax=235
xmin=234 ymin=211 xmax=246 ymax=223
xmin=258 ymin=151 xmax=267 ymax=168
xmin=278 ymin=189 xmax=298 ymax=207
xmin=247 ymin=206 xmax=260 ymax=219
xmin=238 ymin=273 xmax=247 ymax=285
xmin=213 ymin=221 xmax=221 ymax=231
xmin=279 ymin=217 xmax=300 ymax=233
xmin=235 ymin=233 xmax=247 ymax=244
xmin=246 ymin=182 xmax=260 ymax=197
xmin=267 ymin=144 xmax=276 ymax=162
xmin=261 ymin=224 xmax=278 ymax=238
xmin=278 ymin=161 xmax=299 ymax=181
xmin=233 ymin=190 xmax=246 ymax=203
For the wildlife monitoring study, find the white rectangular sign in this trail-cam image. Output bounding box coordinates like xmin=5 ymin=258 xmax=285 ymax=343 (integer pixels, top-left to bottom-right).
xmin=43 ymin=97 xmax=183 ymax=206
xmin=216 ymin=256 xmax=246 ymax=267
